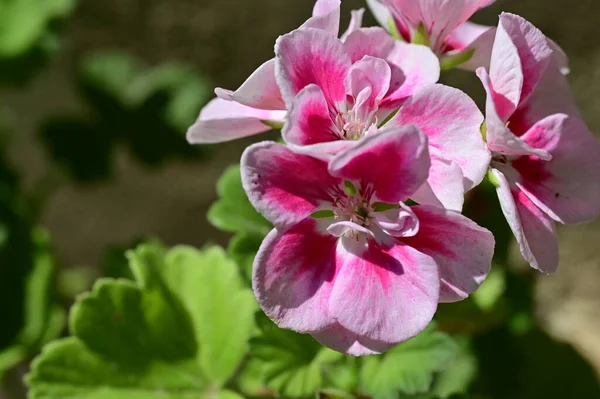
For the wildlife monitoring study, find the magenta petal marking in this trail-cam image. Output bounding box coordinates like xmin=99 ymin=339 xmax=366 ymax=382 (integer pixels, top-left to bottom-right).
xmin=401 ymin=205 xmax=495 ymax=303
xmin=513 ymin=114 xmax=600 ymax=225
xmin=275 ymin=28 xmax=351 ymax=108
xmin=329 ymin=126 xmax=430 ymax=204
xmin=241 ymin=142 xmax=342 ymax=229
xmin=283 ymin=84 xmax=340 ymax=146
xmin=253 ymin=220 xmax=339 ymax=333
xmin=492 ymin=168 xmax=558 ymax=273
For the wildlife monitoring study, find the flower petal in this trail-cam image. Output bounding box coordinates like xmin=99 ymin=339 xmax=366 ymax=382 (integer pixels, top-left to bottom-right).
xmin=372 ymin=203 xmax=420 ymax=238
xmin=345 ymin=56 xmax=392 ymax=117
xmin=382 ymin=0 xmax=464 ymax=52
xmin=312 ymin=323 xmax=396 ymax=356
xmin=302 ymin=0 xmax=341 ymax=37
xmin=253 ymin=220 xmax=338 ymax=333
xmin=477 ymin=68 xmax=551 ymax=160
xmin=513 ymin=114 xmax=600 ymax=225
xmin=401 ymin=205 xmax=495 ymax=302
xmin=340 ymin=9 xmax=366 ymax=42
xmin=186 ymin=98 xmax=285 ymax=144
xmin=329 ymin=125 xmax=430 ymax=204
xmin=241 ymin=142 xmax=341 ymax=229
xmin=447 ymin=23 xmax=496 ymax=71
xmin=275 ymin=28 xmax=351 ymax=108
xmin=282 ymin=84 xmax=340 ymax=145
xmin=366 ymin=0 xmax=393 ymax=33
xmin=411 ymin=152 xmax=465 ymax=212
xmin=492 ymin=168 xmax=558 ymax=273
xmin=492 ymin=13 xmax=553 ymax=110
xmin=508 ymin=61 xmax=580 ymax=136
xmin=343 ymin=27 xmax=396 ymax=63
xmin=329 ymin=238 xmax=439 ymax=344
xmin=215 ymin=59 xmax=285 ymax=110
xmin=393 ymin=84 xmax=489 ymax=191
xmin=381 ymin=42 xmax=440 ymax=108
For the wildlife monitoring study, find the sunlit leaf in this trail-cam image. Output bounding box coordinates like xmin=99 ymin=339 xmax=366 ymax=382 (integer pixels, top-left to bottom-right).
xmin=239 ymin=315 xmax=342 ymax=398
xmin=208 ymin=165 xmax=272 ymax=236
xmin=360 ymin=323 xmax=458 ymax=398
xmin=27 ymin=242 xmax=257 ymax=397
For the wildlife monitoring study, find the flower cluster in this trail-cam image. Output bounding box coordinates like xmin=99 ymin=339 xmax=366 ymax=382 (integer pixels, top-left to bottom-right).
xmin=187 ymin=0 xmax=600 ymax=355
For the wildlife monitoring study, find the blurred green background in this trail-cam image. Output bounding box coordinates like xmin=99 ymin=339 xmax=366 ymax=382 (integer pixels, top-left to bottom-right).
xmin=2 ymin=0 xmax=600 ymax=398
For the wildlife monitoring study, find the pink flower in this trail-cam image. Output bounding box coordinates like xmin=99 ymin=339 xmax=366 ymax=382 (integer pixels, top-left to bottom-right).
xmin=477 ymin=13 xmax=600 ymax=272
xmin=186 ymin=0 xmax=363 ymax=144
xmin=367 ymin=0 xmax=498 ymax=70
xmin=277 ymin=27 xmax=489 ymax=211
xmin=242 ymin=126 xmax=495 ymax=355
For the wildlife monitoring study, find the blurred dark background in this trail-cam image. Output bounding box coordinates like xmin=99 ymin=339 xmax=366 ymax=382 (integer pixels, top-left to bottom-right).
xmin=2 ymin=0 xmax=600 ymax=397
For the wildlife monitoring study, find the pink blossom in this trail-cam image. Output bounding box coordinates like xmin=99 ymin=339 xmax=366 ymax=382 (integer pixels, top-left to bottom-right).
xmin=478 ymin=13 xmax=600 ymax=273
xmin=276 ymin=27 xmax=489 ymax=211
xmin=366 ymin=0 xmax=497 ymax=70
xmin=242 ymin=126 xmax=495 ymax=355
xmin=186 ymin=0 xmax=362 ymax=144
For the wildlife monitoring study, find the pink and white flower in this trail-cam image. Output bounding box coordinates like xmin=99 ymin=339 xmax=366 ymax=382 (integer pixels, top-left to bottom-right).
xmin=478 ymin=13 xmax=600 ymax=273
xmin=276 ymin=27 xmax=489 ymax=211
xmin=366 ymin=0 xmax=498 ymax=70
xmin=186 ymin=0 xmax=363 ymax=144
xmin=242 ymin=125 xmax=495 ymax=355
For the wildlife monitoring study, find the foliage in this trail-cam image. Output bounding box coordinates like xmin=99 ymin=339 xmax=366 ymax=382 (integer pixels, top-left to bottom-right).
xmin=40 ymin=50 xmax=211 ymax=183
xmin=27 ymin=243 xmax=256 ymax=398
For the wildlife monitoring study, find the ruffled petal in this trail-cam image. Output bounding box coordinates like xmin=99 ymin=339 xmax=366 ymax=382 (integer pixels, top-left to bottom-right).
xmin=401 ymin=205 xmax=495 ymax=302
xmin=215 ymin=59 xmax=285 ymax=110
xmin=513 ymin=114 xmax=600 ymax=225
xmin=312 ymin=323 xmax=396 ymax=356
xmin=329 ymin=237 xmax=439 ymax=344
xmin=381 ymin=42 xmax=440 ymax=108
xmin=186 ymin=98 xmax=285 ymax=144
xmin=329 ymin=126 xmax=430 ymax=204
xmin=282 ymin=84 xmax=340 ymax=145
xmin=345 ymin=56 xmax=392 ymax=119
xmin=393 ymin=84 xmax=489 ymax=190
xmin=492 ymin=13 xmax=553 ymax=109
xmin=492 ymin=168 xmax=558 ymax=273
xmin=340 ymin=9 xmax=366 ymax=42
xmin=477 ymin=68 xmax=551 ymax=160
xmin=253 ymin=220 xmax=339 ymax=333
xmin=411 ymin=152 xmax=465 ymax=212
xmin=302 ymin=0 xmax=341 ymax=37
xmin=508 ymin=62 xmax=580 ymax=136
xmin=241 ymin=142 xmax=341 ymax=229
xmin=447 ymin=23 xmax=496 ymax=71
xmin=343 ymin=27 xmax=396 ymax=63
xmin=275 ymin=28 xmax=352 ymax=109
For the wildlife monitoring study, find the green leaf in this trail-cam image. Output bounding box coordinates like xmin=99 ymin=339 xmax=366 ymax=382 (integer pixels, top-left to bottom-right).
xmin=208 ymin=165 xmax=272 ymax=236
xmin=431 ymin=337 xmax=478 ymax=398
xmin=360 ymin=323 xmax=458 ymax=398
xmin=27 ymin=243 xmax=258 ymax=397
xmin=161 ymin=246 xmax=259 ymax=385
xmin=227 ymin=232 xmax=263 ymax=281
xmin=240 ymin=315 xmax=343 ymax=398
xmin=0 ymin=228 xmax=65 ymax=379
xmin=28 ymin=338 xmax=209 ymax=399
xmin=0 ymin=0 xmax=75 ymax=57
xmin=472 ymin=267 xmax=506 ymax=313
